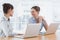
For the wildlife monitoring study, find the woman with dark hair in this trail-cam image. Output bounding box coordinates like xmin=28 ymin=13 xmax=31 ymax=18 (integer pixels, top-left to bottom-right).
xmin=0 ymin=3 xmax=14 ymax=37
xmin=29 ymin=6 xmax=48 ymax=31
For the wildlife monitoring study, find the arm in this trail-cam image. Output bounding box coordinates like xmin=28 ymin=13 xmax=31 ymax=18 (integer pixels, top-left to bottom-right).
xmin=42 ymin=18 xmax=48 ymax=31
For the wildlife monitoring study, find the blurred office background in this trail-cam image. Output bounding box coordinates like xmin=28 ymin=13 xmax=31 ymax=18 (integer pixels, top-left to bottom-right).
xmin=0 ymin=0 xmax=60 ymax=34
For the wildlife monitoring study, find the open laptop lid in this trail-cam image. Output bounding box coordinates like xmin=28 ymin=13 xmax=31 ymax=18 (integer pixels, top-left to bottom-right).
xmin=24 ymin=23 xmax=41 ymax=37
xmin=46 ymin=23 xmax=59 ymax=34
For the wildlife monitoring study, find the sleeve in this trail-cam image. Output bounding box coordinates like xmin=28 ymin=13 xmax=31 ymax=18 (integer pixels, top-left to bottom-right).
xmin=28 ymin=17 xmax=32 ymax=23
xmin=0 ymin=19 xmax=2 ymax=35
xmin=0 ymin=21 xmax=10 ymax=36
xmin=28 ymin=17 xmax=35 ymax=23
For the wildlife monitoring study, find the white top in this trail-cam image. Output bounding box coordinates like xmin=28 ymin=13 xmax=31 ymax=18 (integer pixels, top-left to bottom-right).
xmin=0 ymin=16 xmax=13 ymax=37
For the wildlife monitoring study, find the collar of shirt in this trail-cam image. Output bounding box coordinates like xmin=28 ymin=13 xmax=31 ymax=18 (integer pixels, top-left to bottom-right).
xmin=30 ymin=17 xmax=36 ymax=23
xmin=30 ymin=16 xmax=41 ymax=23
xmin=3 ymin=16 xmax=10 ymax=21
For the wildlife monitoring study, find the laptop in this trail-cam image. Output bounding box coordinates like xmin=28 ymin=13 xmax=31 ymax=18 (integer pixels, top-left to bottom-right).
xmin=14 ymin=23 xmax=41 ymax=38
xmin=40 ymin=23 xmax=59 ymax=35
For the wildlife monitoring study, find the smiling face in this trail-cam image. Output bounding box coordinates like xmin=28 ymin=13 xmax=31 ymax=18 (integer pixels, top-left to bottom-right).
xmin=31 ymin=6 xmax=40 ymax=18
xmin=31 ymin=8 xmax=39 ymax=18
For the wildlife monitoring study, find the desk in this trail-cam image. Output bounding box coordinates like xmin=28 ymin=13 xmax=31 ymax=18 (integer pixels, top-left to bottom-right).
xmin=0 ymin=30 xmax=60 ymax=40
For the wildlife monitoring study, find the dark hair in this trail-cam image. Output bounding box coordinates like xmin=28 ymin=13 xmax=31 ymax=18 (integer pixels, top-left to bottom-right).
xmin=31 ymin=6 xmax=40 ymax=12
xmin=2 ymin=3 xmax=14 ymax=14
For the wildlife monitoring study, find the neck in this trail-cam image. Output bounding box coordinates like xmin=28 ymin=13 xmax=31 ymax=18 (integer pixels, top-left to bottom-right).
xmin=34 ymin=15 xmax=39 ymax=19
xmin=4 ymin=14 xmax=10 ymax=19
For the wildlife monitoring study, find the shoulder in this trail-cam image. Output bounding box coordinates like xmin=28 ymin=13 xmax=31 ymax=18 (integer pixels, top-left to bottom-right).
xmin=0 ymin=17 xmax=5 ymax=23
xmin=0 ymin=17 xmax=2 ymax=23
xmin=29 ymin=17 xmax=34 ymax=20
xmin=0 ymin=17 xmax=4 ymax=28
xmin=28 ymin=17 xmax=34 ymax=23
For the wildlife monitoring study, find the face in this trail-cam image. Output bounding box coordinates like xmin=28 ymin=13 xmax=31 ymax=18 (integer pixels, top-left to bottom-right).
xmin=31 ymin=8 xmax=39 ymax=18
xmin=7 ymin=9 xmax=14 ymax=17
